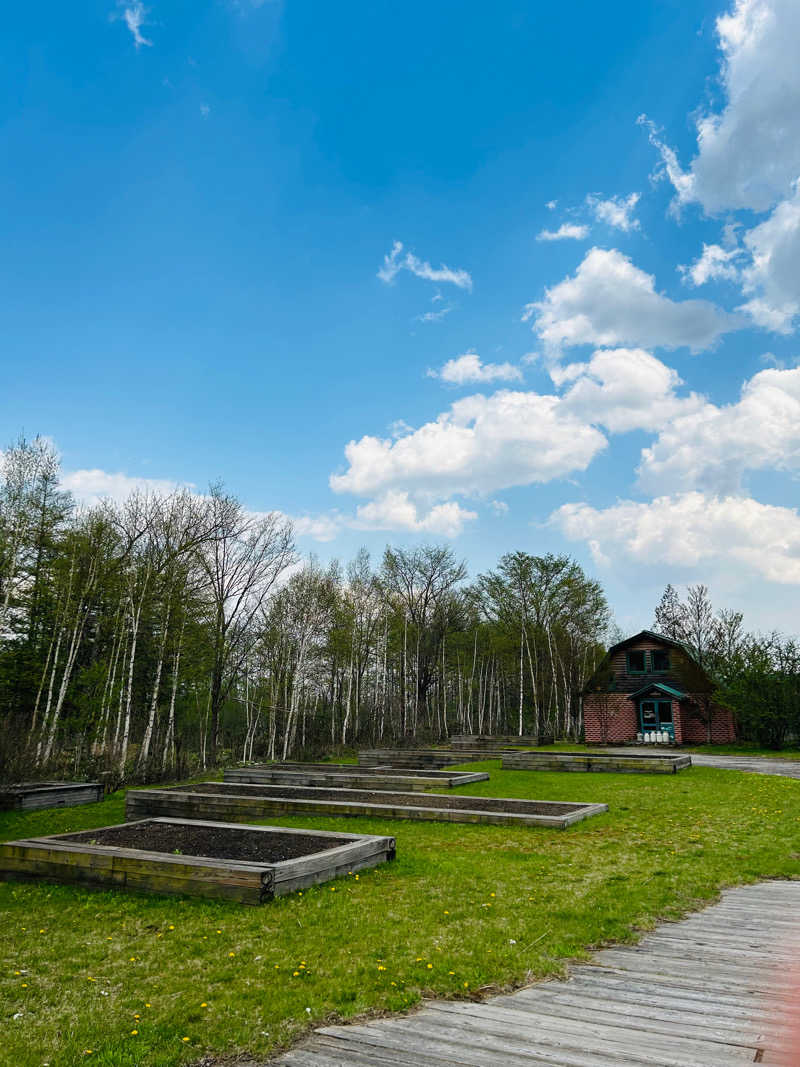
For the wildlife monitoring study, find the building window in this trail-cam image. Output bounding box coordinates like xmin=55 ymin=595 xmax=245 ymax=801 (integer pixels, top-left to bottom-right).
xmin=627 ymin=650 xmax=646 ymax=673
xmin=651 ymin=649 xmax=670 ymax=672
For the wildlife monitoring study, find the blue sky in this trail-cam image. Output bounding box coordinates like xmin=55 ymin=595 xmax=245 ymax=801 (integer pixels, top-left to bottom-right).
xmin=4 ymin=0 xmax=800 ymax=633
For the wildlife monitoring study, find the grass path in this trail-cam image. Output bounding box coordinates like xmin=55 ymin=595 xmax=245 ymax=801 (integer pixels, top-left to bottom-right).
xmin=2 ymin=762 xmax=800 ymax=1066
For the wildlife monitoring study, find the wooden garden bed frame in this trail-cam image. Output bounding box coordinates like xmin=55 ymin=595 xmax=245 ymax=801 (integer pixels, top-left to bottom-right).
xmin=0 ymin=818 xmax=396 ymax=904
xmin=126 ymin=783 xmax=608 ymax=830
xmin=502 ymin=751 xmax=692 ymax=774
xmin=224 ymin=766 xmax=489 ymax=791
xmin=358 ymin=749 xmax=489 ymax=769
xmin=0 ymin=781 xmax=103 ymax=812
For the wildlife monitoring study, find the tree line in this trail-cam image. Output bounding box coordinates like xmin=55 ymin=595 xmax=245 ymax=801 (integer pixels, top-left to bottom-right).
xmin=0 ymin=437 xmax=610 ymax=783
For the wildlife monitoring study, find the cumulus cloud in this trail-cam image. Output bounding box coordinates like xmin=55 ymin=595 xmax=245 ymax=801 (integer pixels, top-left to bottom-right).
xmin=429 ymin=352 xmax=523 ymax=386
xmin=355 ymin=492 xmax=476 ymax=538
xmin=119 ymin=2 xmax=153 ymax=48
xmin=638 ymin=365 xmax=800 ymax=493
xmin=737 ymin=182 xmax=800 ymax=333
xmin=646 ymin=0 xmax=800 ymax=214
xmin=558 ymin=348 xmax=702 ymax=434
xmin=330 ymin=390 xmax=607 ymax=501
xmin=525 ymin=248 xmax=736 ymax=354
xmin=536 ymin=223 xmax=589 ymax=242
xmin=553 ymin=492 xmax=800 ymax=585
xmin=587 ymin=193 xmax=640 ymax=232
xmin=680 ymin=243 xmax=742 ymax=286
xmin=61 ymin=468 xmax=184 ymax=506
xmin=378 ymin=241 xmax=472 ymax=290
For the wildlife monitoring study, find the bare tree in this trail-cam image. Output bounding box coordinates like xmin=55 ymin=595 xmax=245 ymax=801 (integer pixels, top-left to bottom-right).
xmin=199 ymin=488 xmax=295 ymax=763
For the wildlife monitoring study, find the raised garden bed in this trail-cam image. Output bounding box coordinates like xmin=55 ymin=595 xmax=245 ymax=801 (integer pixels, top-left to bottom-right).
xmin=0 ymin=781 xmax=103 ymax=812
xmin=0 ymin=818 xmax=396 ymax=904
xmin=224 ymin=765 xmax=489 ymax=791
xmin=450 ymin=734 xmax=541 ymax=749
xmin=127 ymin=782 xmax=608 ymax=829
xmin=502 ymin=751 xmax=692 ymax=774
xmin=358 ymin=749 xmax=489 ymax=769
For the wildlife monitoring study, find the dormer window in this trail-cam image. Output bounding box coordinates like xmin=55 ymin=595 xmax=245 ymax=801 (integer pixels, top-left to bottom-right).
xmin=627 ymin=650 xmax=646 ymax=673
xmin=651 ymin=649 xmax=670 ymax=672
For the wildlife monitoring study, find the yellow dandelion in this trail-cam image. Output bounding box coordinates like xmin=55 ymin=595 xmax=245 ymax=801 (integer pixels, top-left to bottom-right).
xmin=293 ymin=971 xmax=300 ymax=977
xmin=201 ymin=1002 xmax=207 ymax=1008
xmin=415 ymin=957 xmax=422 ymax=962
xmin=463 ymin=981 xmax=469 ymax=988
xmin=87 ymin=976 xmax=96 ymax=982
xmin=130 ymin=1030 xmax=138 ymax=1036
xmin=182 ymin=1037 xmax=190 ymax=1043
xmin=145 ymin=1003 xmax=151 ymax=1008
xmin=228 ymin=952 xmax=235 ymax=958
xmin=448 ymin=971 xmax=455 ymax=975
xmin=377 ymin=965 xmax=386 ymax=971
xmin=21 ymin=983 xmax=28 ymax=988
xmin=168 ymin=925 xmax=174 ymax=930
xmin=443 ymin=910 xmax=449 ymax=915
xmin=426 ymin=964 xmax=433 ymax=970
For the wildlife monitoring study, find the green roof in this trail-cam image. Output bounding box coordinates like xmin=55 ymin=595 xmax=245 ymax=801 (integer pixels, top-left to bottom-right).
xmin=628 ymin=682 xmax=689 ymax=701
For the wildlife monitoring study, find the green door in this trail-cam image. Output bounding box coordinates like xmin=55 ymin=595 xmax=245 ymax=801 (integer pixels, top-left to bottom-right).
xmin=640 ymin=700 xmax=674 ymax=740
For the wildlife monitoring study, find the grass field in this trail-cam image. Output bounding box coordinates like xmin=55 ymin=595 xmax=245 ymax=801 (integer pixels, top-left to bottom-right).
xmin=2 ymin=762 xmax=800 ymax=1066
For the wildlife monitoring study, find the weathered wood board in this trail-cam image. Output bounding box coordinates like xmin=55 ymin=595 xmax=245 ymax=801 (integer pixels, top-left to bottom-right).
xmin=450 ymin=734 xmax=541 ymax=749
xmin=127 ymin=783 xmax=608 ymax=829
xmin=503 ymin=751 xmax=692 ymax=774
xmin=0 ymin=818 xmax=396 ymax=904
xmin=0 ymin=781 xmax=104 ymax=811
xmin=224 ymin=766 xmax=489 ymax=791
xmin=358 ymin=749 xmax=491 ymax=769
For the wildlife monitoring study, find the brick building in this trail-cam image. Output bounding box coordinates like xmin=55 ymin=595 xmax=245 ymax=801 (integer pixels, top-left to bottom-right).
xmin=583 ymin=630 xmax=736 ymax=745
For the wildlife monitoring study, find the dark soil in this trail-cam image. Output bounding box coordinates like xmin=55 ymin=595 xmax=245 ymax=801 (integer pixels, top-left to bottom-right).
xmin=64 ymin=821 xmax=352 ymax=862
xmin=169 ymin=782 xmax=583 ymax=816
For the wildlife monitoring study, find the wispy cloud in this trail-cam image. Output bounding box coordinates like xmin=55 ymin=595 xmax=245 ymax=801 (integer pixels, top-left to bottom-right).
xmin=417 ymin=305 xmax=454 ymax=323
xmin=536 ymin=223 xmax=589 ymax=242
xmin=587 ymin=192 xmax=641 ymax=232
xmin=378 ymin=240 xmax=472 ymax=290
xmin=118 ymin=2 xmax=153 ymax=48
xmin=200 ymin=103 xmax=211 ymax=118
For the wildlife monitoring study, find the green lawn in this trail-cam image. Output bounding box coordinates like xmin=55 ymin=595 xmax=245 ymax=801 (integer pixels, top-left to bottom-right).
xmin=2 ymin=762 xmax=800 ymax=1066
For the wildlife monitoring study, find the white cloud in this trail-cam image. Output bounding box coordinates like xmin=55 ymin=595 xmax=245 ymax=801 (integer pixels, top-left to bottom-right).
xmin=417 ymin=305 xmax=454 ymax=323
xmin=559 ymin=348 xmax=702 ymax=434
xmin=587 ymin=193 xmax=640 ymax=232
xmin=490 ymin=499 xmax=509 ymax=516
xmin=119 ymin=2 xmax=153 ymax=48
xmin=525 ymin=247 xmax=736 ymax=354
xmin=289 ymin=513 xmax=343 ymax=542
xmin=200 ymin=104 xmax=211 ymax=118
xmin=680 ymin=243 xmax=742 ymax=286
xmin=737 ymin=181 xmax=800 ymax=333
xmin=355 ymin=492 xmax=476 ymax=538
xmin=553 ymin=492 xmax=800 ymax=585
xmin=545 ymin=200 xmax=558 ymax=211
xmin=536 ymin=223 xmax=589 ymax=242
xmin=429 ymin=352 xmax=523 ymax=386
xmin=638 ymin=365 xmax=800 ymax=494
xmin=330 ymin=390 xmax=607 ymax=501
xmin=646 ymin=0 xmax=800 ymax=214
xmin=378 ymin=241 xmax=472 ymax=291
xmin=61 ymin=468 xmax=184 ymax=506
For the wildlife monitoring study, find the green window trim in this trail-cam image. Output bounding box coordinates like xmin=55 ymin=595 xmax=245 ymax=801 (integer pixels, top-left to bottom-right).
xmin=626 ymin=650 xmax=647 ymax=674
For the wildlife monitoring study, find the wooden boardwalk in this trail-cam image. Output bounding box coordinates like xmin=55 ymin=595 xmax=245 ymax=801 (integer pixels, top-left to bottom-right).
xmin=272 ymin=881 xmax=800 ymax=1065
